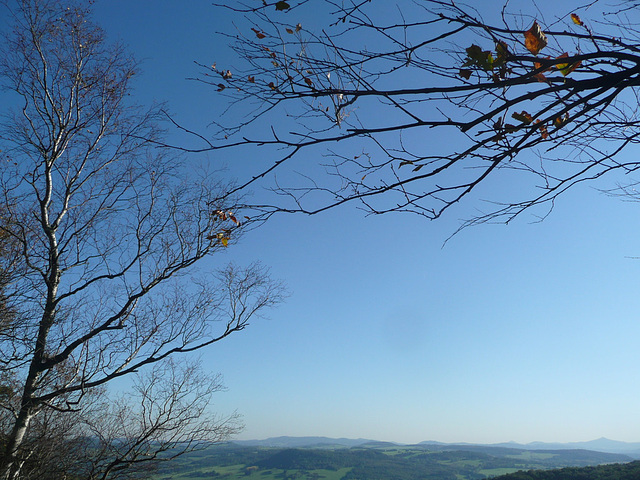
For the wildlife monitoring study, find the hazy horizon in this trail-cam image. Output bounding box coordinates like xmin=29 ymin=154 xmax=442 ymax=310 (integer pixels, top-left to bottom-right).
xmin=231 ymin=434 xmax=640 ymax=446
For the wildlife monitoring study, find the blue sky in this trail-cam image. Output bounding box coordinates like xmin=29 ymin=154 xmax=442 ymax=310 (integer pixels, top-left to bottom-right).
xmin=83 ymin=0 xmax=640 ymax=445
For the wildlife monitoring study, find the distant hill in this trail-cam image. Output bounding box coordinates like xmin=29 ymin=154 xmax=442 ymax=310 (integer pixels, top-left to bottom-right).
xmin=233 ymin=436 xmax=374 ymax=448
xmin=233 ymin=436 xmax=640 ymax=457
xmin=486 ymin=438 xmax=640 ymax=457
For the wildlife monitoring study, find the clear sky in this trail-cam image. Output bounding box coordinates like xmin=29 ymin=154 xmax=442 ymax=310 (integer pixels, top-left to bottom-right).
xmin=82 ymin=0 xmax=640 ymax=445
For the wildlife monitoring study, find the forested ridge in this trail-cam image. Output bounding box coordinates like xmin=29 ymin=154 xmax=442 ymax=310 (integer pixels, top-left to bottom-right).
xmin=493 ymin=460 xmax=640 ymax=480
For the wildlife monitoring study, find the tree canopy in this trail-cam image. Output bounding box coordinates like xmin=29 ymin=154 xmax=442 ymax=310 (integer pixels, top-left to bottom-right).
xmin=199 ymin=0 xmax=640 ymax=230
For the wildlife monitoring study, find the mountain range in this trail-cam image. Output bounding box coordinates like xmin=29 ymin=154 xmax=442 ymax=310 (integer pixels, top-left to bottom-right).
xmin=234 ymin=436 xmax=640 ymax=457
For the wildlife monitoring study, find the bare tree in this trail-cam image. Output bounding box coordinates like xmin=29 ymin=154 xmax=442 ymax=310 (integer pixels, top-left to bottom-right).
xmin=195 ymin=0 xmax=640 ymax=229
xmin=75 ymin=359 xmax=241 ymax=480
xmin=0 ymin=1 xmax=285 ymax=479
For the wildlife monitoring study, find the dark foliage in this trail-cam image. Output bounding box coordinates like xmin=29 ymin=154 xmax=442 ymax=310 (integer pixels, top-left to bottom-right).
xmin=493 ymin=460 xmax=640 ymax=480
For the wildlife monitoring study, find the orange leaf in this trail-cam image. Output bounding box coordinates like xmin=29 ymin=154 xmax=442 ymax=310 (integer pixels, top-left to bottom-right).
xmin=268 ymin=82 xmax=276 ymax=90
xmin=554 ymin=113 xmax=569 ymax=128
xmin=248 ymin=75 xmax=255 ymax=83
xmin=534 ymin=57 xmax=551 ymax=73
xmin=524 ymin=21 xmax=548 ymax=55
xmin=570 ymin=13 xmax=583 ymax=26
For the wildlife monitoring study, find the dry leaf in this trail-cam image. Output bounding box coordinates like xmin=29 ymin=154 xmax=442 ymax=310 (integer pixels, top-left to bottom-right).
xmin=524 ymin=21 xmax=548 ymax=55
xmin=554 ymin=113 xmax=569 ymax=128
xmin=556 ymin=53 xmax=581 ymax=76
xmin=536 ymin=120 xmax=549 ymax=139
xmin=512 ymin=111 xmax=533 ymax=124
xmin=570 ymin=13 xmax=583 ymax=26
xmin=459 ymin=69 xmax=472 ymax=80
xmin=251 ymin=27 xmax=266 ymax=39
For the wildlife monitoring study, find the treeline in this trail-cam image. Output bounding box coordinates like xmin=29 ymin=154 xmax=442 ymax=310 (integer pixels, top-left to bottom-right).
xmin=493 ymin=461 xmax=640 ymax=480
xmin=255 ymin=448 xmax=458 ymax=480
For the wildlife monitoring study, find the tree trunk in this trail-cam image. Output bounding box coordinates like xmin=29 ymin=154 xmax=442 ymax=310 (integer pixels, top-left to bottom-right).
xmin=1 ymin=408 xmax=34 ymax=480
